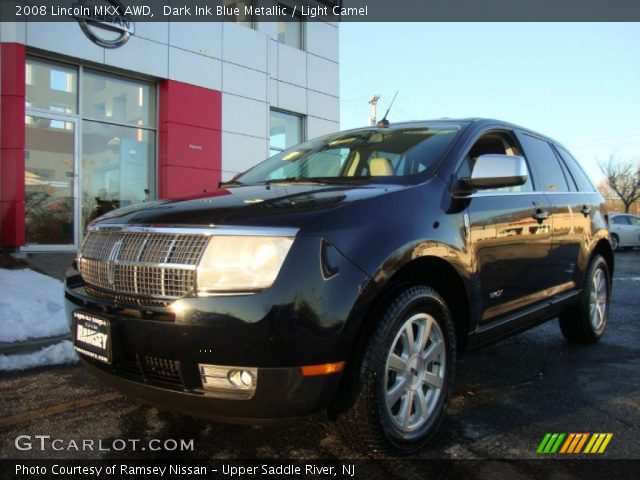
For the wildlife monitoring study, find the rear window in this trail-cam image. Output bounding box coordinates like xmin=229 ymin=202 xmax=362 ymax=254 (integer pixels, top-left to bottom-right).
xmin=519 ymin=134 xmax=569 ymax=192
xmin=612 ymin=216 xmax=631 ymax=225
xmin=555 ymin=145 xmax=596 ymax=192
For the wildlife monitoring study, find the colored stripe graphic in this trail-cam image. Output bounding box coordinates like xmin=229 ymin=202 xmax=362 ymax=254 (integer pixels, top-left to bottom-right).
xmin=560 ymin=433 xmax=588 ymax=454
xmin=538 ymin=433 xmax=613 ymax=454
xmin=537 ymin=433 xmax=565 ymax=454
xmin=584 ymin=433 xmax=613 ymax=454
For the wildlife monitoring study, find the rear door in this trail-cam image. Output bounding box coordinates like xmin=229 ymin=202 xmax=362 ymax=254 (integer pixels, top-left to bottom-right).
xmin=517 ymin=133 xmax=595 ymax=293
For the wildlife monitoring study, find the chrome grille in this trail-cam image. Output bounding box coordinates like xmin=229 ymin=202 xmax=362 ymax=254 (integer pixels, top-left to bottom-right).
xmin=78 ymin=230 xmax=209 ymax=301
xmin=84 ymin=287 xmax=171 ymax=308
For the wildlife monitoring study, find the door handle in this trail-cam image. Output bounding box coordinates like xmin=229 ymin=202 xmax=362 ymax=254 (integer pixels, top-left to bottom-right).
xmin=532 ymin=209 xmax=550 ymax=223
xmin=581 ymin=205 xmax=591 ymax=216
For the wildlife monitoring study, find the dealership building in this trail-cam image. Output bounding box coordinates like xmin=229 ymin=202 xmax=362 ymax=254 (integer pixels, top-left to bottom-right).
xmin=0 ymin=6 xmax=339 ymax=251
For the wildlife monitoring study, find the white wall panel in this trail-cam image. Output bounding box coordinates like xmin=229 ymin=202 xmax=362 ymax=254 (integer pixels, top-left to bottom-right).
xmin=222 ymin=23 xmax=267 ymax=72
xmin=169 ymin=22 xmax=222 ymax=59
xmin=26 ymin=22 xmax=104 ymax=64
xmin=0 ymin=21 xmax=26 ymax=43
xmin=307 ymin=116 xmax=339 ymax=139
xmin=269 ymin=78 xmax=278 ymax=106
xmin=134 ymin=22 xmax=169 ymax=45
xmin=222 ymin=131 xmax=268 ymax=175
xmin=277 ymin=81 xmax=307 ymax=115
xmin=308 ymin=90 xmax=339 ymax=122
xmin=278 ymin=44 xmax=306 ymax=87
xmin=169 ymin=47 xmax=221 ymax=90
xmin=222 ymin=93 xmax=268 ymax=139
xmin=223 ymin=63 xmax=267 ymax=102
xmin=105 ymin=36 xmax=168 ymax=78
xmin=306 ymin=22 xmax=339 ymax=62
xmin=307 ymin=54 xmax=339 ymax=97
xmin=268 ymin=39 xmax=278 ymax=79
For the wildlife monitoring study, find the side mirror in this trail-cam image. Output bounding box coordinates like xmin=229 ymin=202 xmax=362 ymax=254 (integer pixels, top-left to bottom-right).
xmin=460 ymin=154 xmax=528 ymax=190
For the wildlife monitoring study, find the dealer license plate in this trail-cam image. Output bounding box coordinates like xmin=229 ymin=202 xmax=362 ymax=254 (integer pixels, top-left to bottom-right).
xmin=73 ymin=311 xmax=111 ymax=364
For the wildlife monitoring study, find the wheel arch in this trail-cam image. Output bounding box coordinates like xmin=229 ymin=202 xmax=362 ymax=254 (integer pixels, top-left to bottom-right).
xmin=591 ymin=238 xmax=614 ymax=279
xmin=330 ymin=254 xmax=469 ymax=416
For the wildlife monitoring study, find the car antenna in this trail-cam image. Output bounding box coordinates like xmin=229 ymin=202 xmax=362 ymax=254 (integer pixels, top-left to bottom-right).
xmin=376 ymin=91 xmax=398 ymax=128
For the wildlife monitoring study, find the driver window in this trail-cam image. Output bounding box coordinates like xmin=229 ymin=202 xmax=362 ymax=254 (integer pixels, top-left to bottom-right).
xmin=459 ymin=131 xmax=533 ymax=193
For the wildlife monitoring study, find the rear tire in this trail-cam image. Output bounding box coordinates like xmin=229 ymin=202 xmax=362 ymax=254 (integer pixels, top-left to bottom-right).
xmin=336 ymin=285 xmax=456 ymax=456
xmin=611 ymin=234 xmax=619 ymax=251
xmin=559 ymin=255 xmax=610 ymax=344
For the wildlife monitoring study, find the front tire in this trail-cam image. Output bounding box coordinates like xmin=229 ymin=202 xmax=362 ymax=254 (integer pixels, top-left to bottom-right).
xmin=337 ymin=285 xmax=456 ymax=455
xmin=559 ymin=255 xmax=610 ymax=344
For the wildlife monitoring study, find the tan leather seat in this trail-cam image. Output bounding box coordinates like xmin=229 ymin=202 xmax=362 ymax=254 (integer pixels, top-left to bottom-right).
xmin=369 ymin=157 xmax=394 ymax=176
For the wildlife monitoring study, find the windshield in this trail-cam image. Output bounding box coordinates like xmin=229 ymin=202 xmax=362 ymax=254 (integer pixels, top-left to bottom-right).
xmin=234 ymin=124 xmax=462 ymax=185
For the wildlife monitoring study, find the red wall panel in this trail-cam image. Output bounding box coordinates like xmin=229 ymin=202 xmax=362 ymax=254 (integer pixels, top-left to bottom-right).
xmin=159 ymin=166 xmax=221 ymax=199
xmin=159 ymin=122 xmax=222 ymax=171
xmin=0 ymin=149 xmax=25 ymax=202
xmin=0 ymin=43 xmax=26 ymax=247
xmin=158 ymin=80 xmax=222 ymax=200
xmin=159 ymin=81 xmax=221 ymax=131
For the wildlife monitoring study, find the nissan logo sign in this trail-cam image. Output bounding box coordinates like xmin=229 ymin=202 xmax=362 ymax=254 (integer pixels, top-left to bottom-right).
xmin=72 ymin=0 xmax=134 ymax=48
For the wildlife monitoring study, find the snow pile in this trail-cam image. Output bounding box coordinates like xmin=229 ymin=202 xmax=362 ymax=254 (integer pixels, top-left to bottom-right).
xmin=0 ymin=268 xmax=78 ymax=371
xmin=0 ymin=268 xmax=70 ymax=342
xmin=0 ymin=340 xmax=76 ymax=371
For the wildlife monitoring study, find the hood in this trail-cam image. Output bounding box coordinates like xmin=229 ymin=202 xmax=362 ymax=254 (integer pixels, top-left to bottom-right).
xmin=92 ymin=183 xmax=403 ymax=230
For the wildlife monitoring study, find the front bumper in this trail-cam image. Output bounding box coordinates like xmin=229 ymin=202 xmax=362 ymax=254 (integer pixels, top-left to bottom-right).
xmin=79 ymin=357 xmax=341 ymax=423
xmin=64 ymin=235 xmax=370 ymax=421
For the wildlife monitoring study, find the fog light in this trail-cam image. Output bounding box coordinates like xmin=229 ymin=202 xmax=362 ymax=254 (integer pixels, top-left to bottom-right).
xmin=228 ymin=369 xmax=255 ymax=389
xmin=199 ymin=364 xmax=258 ymax=400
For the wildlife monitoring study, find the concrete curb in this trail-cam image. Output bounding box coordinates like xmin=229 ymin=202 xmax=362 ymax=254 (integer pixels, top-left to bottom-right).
xmin=0 ymin=333 xmax=72 ymax=356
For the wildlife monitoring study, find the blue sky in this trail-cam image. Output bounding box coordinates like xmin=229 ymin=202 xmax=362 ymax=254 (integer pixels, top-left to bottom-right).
xmin=339 ymin=23 xmax=640 ymax=183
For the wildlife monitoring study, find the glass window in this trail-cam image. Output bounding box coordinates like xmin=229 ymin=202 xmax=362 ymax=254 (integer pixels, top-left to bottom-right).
xmin=458 ymin=131 xmax=533 ymax=193
xmin=612 ymin=216 xmax=630 ymax=225
xmin=25 ymin=58 xmax=78 ymax=114
xmin=224 ymin=0 xmax=255 ymax=26
xmin=238 ymin=124 xmax=462 ymax=185
xmin=25 ymin=116 xmax=76 ymax=245
xmin=82 ymin=70 xmax=156 ymax=127
xmin=519 ymin=134 xmax=569 ymax=192
xmin=629 ymin=216 xmax=640 ymax=226
xmin=277 ymin=8 xmax=303 ymax=49
xmin=81 ymin=120 xmax=155 ymax=231
xmin=270 ymin=110 xmax=303 ymax=156
xmin=555 ymin=145 xmax=596 ymax=192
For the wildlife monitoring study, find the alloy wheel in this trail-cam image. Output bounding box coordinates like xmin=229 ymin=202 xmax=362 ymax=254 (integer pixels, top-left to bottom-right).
xmin=384 ymin=313 xmax=446 ymax=434
xmin=589 ymin=267 xmax=608 ymax=331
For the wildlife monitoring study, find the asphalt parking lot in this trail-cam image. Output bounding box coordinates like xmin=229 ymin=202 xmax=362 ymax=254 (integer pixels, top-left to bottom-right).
xmin=1 ymin=251 xmax=639 ymax=467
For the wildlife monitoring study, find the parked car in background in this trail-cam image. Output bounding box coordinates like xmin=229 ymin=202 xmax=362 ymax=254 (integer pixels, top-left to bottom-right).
xmin=65 ymin=118 xmax=613 ymax=455
xmin=609 ymin=213 xmax=640 ymax=250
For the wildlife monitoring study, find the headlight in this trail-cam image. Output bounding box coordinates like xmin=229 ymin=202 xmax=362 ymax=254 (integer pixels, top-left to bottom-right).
xmin=196 ymin=235 xmax=294 ymax=293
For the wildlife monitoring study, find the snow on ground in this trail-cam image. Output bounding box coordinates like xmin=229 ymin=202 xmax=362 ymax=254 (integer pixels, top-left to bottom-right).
xmin=0 ymin=340 xmax=77 ymax=371
xmin=0 ymin=268 xmax=78 ymax=371
xmin=0 ymin=268 xmax=70 ymax=342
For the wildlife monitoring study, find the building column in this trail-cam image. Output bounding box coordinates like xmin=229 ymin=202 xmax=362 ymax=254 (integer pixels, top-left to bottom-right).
xmin=0 ymin=43 xmax=26 ymax=248
xmin=158 ymin=80 xmax=222 ymax=199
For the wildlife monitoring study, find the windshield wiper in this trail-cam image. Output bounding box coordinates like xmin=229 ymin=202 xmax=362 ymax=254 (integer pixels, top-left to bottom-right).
xmin=218 ymin=179 xmax=244 ymax=188
xmin=264 ymin=177 xmax=328 ymax=185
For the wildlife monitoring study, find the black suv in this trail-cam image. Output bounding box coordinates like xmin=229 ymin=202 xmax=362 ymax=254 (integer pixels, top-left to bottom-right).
xmin=65 ymin=118 xmax=613 ymax=454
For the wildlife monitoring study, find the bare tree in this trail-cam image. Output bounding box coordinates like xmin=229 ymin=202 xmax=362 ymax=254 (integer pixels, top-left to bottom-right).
xmin=598 ymin=155 xmax=640 ymax=213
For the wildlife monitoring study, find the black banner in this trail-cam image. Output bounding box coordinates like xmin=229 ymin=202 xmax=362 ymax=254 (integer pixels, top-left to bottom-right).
xmin=1 ymin=0 xmax=640 ymax=22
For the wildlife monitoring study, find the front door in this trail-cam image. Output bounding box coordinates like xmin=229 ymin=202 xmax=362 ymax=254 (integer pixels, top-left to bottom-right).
xmin=24 ymin=113 xmax=78 ymax=249
xmin=458 ymin=129 xmax=554 ymax=322
xmin=467 ymin=193 xmax=553 ymax=322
